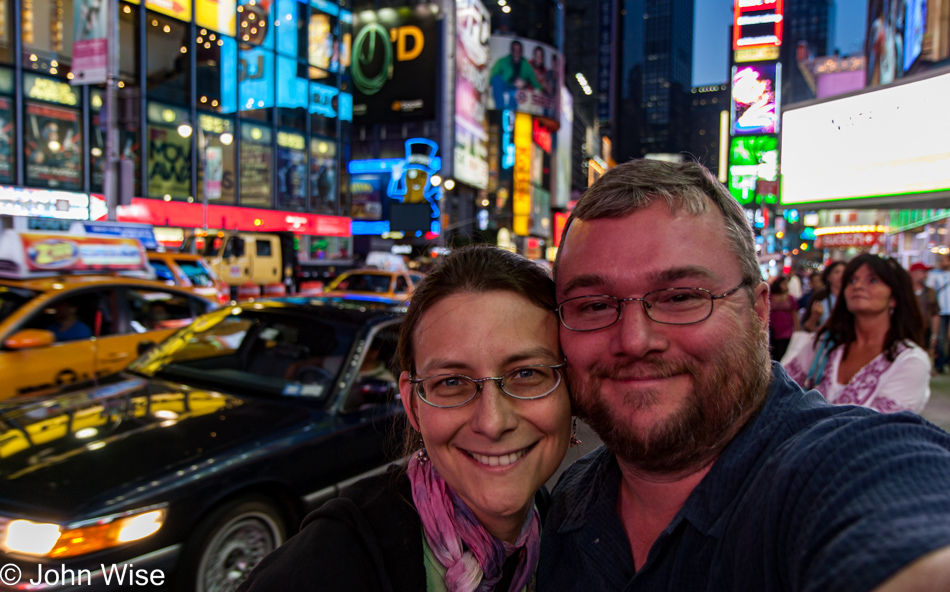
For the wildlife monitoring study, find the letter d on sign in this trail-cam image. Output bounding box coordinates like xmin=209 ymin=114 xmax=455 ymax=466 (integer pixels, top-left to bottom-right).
xmin=395 ymin=26 xmax=424 ymax=61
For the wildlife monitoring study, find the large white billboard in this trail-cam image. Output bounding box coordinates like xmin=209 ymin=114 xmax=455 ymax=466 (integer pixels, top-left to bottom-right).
xmin=781 ymin=70 xmax=950 ymax=206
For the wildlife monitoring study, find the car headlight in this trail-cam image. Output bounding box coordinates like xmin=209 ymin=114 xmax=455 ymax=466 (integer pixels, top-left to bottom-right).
xmin=2 ymin=507 xmax=166 ymax=558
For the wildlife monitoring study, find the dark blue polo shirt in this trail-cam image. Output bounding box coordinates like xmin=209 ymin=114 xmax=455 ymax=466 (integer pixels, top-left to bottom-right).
xmin=539 ymin=364 xmax=950 ymax=591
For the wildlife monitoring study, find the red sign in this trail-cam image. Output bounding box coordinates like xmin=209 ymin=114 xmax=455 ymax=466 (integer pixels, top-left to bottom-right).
xmin=553 ymin=211 xmax=568 ymax=247
xmin=733 ymin=0 xmax=784 ymax=50
xmin=116 ymin=198 xmax=352 ymax=237
xmin=532 ymin=119 xmax=553 ymax=154
xmin=814 ymin=232 xmax=881 ymax=249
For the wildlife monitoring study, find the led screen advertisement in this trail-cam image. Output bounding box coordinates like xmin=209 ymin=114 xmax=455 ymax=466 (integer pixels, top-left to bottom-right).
xmin=728 ymin=135 xmax=778 ymax=206
xmin=25 ymin=103 xmax=83 ymax=191
xmin=731 ymin=63 xmax=780 ymax=135
xmin=733 ymin=0 xmax=783 ymax=51
xmin=866 ymin=0 xmax=922 ymax=86
xmin=454 ymin=0 xmax=490 ymax=190
xmin=781 ymin=72 xmax=950 ymax=206
xmin=487 ymin=35 xmax=562 ymax=123
xmin=350 ymin=5 xmax=439 ymax=124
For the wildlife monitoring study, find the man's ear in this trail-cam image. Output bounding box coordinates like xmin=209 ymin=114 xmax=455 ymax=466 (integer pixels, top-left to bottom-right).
xmin=398 ymin=371 xmax=421 ymax=432
xmin=752 ymin=280 xmax=770 ymax=327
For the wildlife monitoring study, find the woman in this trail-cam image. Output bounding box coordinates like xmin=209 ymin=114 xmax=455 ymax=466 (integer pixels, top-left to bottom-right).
xmin=784 ymin=254 xmax=931 ymax=413
xmin=768 ymin=275 xmax=800 ymax=361
xmin=802 ymin=261 xmax=845 ymax=332
xmin=239 ymin=245 xmax=573 ymax=591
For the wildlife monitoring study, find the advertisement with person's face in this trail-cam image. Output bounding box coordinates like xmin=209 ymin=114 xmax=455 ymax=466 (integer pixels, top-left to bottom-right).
xmin=487 ymin=36 xmax=561 ymax=122
xmin=454 ymin=0 xmax=490 ymax=189
xmin=25 ymin=102 xmax=83 ymax=191
xmin=866 ymin=0 xmax=907 ymax=86
xmin=731 ymin=63 xmax=780 ymax=135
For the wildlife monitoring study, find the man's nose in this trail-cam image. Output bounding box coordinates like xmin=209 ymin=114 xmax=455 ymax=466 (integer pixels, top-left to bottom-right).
xmin=611 ymin=301 xmax=665 ymax=358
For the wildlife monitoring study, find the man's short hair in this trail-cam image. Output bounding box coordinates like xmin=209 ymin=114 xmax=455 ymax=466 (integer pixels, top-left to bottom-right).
xmin=554 ymin=159 xmax=761 ymax=289
xmin=510 ymin=40 xmax=523 ymax=51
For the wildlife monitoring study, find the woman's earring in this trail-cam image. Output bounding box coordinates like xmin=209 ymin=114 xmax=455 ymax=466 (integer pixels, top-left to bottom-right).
xmin=417 ymin=438 xmax=429 ymax=462
xmin=570 ymin=417 xmax=582 ymax=448
xmin=889 ymin=307 xmax=895 ymax=316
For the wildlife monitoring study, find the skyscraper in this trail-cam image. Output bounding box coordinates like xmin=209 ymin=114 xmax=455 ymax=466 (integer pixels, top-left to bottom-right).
xmin=613 ymin=0 xmax=694 ymax=161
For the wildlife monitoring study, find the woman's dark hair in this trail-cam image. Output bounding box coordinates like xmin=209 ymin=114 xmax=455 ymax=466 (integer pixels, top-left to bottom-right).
xmin=771 ymin=276 xmax=789 ymax=295
xmin=816 ymin=254 xmax=925 ymax=361
xmin=394 ymin=245 xmax=557 ymax=459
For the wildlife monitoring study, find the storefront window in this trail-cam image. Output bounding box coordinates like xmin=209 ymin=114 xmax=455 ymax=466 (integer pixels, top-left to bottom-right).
xmin=310 ymin=136 xmax=336 ymax=214
xmin=276 ymin=0 xmax=307 ymax=60
xmin=119 ymin=2 xmax=139 ymax=82
xmin=239 ymin=122 xmax=272 ymax=207
xmin=309 ymin=79 xmax=337 ymax=138
xmin=197 ymin=112 xmax=236 ymax=204
xmin=0 ymin=0 xmax=14 ymax=63
xmin=197 ymin=0 xmax=237 ymax=36
xmin=239 ymin=46 xmax=273 ymax=121
xmin=197 ymin=32 xmax=238 ymax=114
xmin=276 ymin=130 xmax=305 ymax=210
xmin=21 ymin=0 xmax=75 ymax=77
xmin=237 ymin=0 xmax=274 ymax=48
xmin=23 ymin=73 xmax=82 ymax=190
xmin=146 ymin=101 xmax=192 ymax=200
xmin=0 ymin=68 xmax=14 ymax=183
xmin=90 ymin=88 xmax=141 ymax=195
xmin=146 ymin=12 xmax=191 ymax=106
xmin=307 ymin=7 xmax=337 ymax=74
xmin=277 ymin=54 xmax=307 ymax=130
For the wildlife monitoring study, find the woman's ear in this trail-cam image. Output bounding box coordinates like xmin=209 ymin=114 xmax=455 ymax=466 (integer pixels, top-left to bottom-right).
xmin=399 ymin=371 xmax=421 ymax=432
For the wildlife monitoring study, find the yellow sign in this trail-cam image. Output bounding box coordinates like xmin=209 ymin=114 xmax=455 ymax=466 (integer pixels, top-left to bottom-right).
xmin=734 ymin=46 xmax=780 ymax=63
xmin=146 ymin=0 xmax=192 ymax=22
xmin=196 ymin=0 xmax=236 ymax=36
xmin=26 ymin=76 xmax=79 ymax=106
xmin=512 ymin=113 xmax=532 ymax=236
xmin=277 ymin=131 xmax=305 ymax=150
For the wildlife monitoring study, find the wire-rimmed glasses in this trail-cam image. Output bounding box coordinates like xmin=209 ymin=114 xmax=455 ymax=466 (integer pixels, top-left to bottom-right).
xmin=556 ymin=282 xmax=748 ymax=332
xmin=410 ymin=363 xmax=566 ymax=408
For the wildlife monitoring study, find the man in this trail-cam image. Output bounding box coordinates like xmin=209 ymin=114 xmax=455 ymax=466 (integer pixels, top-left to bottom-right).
xmin=926 ymin=254 xmax=950 ymax=372
xmin=47 ymin=300 xmax=92 ymax=342
xmin=489 ymin=40 xmax=542 ymax=110
xmin=910 ymin=261 xmax=939 ymax=368
xmin=540 ymin=159 xmax=950 ymax=591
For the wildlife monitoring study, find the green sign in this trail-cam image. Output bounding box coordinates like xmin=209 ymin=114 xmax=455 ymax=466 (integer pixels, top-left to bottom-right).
xmin=728 ymin=135 xmax=778 ymax=206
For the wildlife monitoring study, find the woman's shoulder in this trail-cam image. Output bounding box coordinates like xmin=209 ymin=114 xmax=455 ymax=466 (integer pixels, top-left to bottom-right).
xmin=893 ymin=340 xmax=932 ymax=364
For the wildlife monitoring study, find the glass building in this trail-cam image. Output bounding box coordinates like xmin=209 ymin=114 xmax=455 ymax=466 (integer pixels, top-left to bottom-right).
xmin=0 ymin=0 xmax=354 ymax=251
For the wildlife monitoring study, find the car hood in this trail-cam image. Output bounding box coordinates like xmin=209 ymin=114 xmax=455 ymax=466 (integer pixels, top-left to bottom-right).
xmin=0 ymin=373 xmax=317 ymax=521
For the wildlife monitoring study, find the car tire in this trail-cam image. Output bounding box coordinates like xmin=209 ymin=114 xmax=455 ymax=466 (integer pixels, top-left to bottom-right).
xmin=176 ymin=495 xmax=287 ymax=592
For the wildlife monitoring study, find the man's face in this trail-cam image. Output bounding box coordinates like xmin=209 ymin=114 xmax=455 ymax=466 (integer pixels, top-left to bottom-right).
xmin=511 ymin=43 xmax=522 ymax=63
xmin=555 ymin=201 xmax=772 ymax=474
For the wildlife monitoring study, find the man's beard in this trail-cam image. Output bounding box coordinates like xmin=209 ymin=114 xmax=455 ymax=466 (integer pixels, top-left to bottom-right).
xmin=569 ymin=314 xmax=773 ymax=474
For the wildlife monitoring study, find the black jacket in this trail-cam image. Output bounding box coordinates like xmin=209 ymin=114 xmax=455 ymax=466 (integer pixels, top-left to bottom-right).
xmin=238 ymin=466 xmax=426 ymax=592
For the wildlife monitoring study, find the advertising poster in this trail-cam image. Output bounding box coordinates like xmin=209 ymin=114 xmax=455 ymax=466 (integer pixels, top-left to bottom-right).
xmin=146 ymin=0 xmax=192 ymax=22
xmin=310 ymin=138 xmax=337 ymax=214
xmin=240 ymin=47 xmax=275 ymax=112
xmin=277 ymin=131 xmax=307 ymax=211
xmin=239 ymin=125 xmax=273 ymax=207
xmin=204 ymin=146 xmax=223 ymax=199
xmin=0 ymin=96 xmax=13 ymax=183
xmin=731 ymin=63 xmax=780 ymax=135
xmin=350 ymin=5 xmax=438 ymax=123
xmin=196 ymin=0 xmax=237 ymax=36
xmin=487 ymin=36 xmax=562 ymax=123
xmin=349 ymin=174 xmax=383 ymax=220
xmin=20 ymin=234 xmax=146 ymax=271
xmin=25 ymin=102 xmax=82 ymax=191
xmin=308 ymin=12 xmax=338 ymax=73
xmin=728 ymin=135 xmax=778 ymax=206
xmin=512 ymin=112 xmax=532 ymax=236
xmin=147 ymin=125 xmax=191 ymax=198
xmin=865 ymin=0 xmax=923 ymax=86
xmin=71 ymin=0 xmax=110 ymax=84
xmin=454 ymin=0 xmax=490 ymax=190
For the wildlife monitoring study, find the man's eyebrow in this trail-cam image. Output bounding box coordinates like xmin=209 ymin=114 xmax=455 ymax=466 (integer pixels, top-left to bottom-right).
xmin=559 ymin=266 xmax=720 ymax=297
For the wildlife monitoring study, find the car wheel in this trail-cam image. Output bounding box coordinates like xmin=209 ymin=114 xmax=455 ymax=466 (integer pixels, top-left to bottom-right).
xmin=178 ymin=496 xmax=287 ymax=592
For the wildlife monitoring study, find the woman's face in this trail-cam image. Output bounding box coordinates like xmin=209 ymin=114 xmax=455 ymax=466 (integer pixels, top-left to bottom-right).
xmin=828 ymin=264 xmax=845 ymax=293
xmin=399 ymin=290 xmax=571 ymax=541
xmin=844 ymin=264 xmax=895 ymax=316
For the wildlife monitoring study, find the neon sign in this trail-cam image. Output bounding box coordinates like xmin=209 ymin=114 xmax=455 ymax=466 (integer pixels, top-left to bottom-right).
xmin=733 ymin=0 xmax=784 ymax=50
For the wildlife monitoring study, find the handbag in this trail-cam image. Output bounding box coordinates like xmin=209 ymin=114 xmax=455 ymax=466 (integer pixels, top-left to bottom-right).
xmin=780 ymin=330 xmax=814 ymax=366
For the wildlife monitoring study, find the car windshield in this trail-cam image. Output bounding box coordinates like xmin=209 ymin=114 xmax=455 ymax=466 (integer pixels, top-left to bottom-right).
xmin=149 ymin=259 xmax=176 ymax=283
xmin=330 ymin=273 xmax=391 ymax=293
xmin=128 ymin=308 xmax=357 ymax=399
xmin=176 ymin=258 xmax=215 ymax=287
xmin=0 ymin=286 xmax=39 ymax=323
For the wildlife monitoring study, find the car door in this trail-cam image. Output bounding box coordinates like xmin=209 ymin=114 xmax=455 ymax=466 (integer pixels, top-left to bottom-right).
xmin=93 ymin=286 xmax=213 ymax=378
xmin=1 ymin=290 xmax=107 ymax=397
xmin=250 ymin=237 xmax=281 ymax=285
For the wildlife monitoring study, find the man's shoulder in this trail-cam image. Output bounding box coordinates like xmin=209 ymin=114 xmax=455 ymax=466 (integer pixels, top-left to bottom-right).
xmin=547 ymin=447 xmax=617 ymax=526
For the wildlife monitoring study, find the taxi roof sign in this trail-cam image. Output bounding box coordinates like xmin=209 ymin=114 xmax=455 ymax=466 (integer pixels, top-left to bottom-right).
xmin=0 ymin=230 xmax=153 ymax=279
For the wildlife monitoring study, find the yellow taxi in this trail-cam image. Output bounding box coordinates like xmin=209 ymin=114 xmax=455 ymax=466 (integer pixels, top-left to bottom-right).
xmin=322 ymin=268 xmax=422 ymax=302
xmin=147 ymin=251 xmax=230 ymax=305
xmin=0 ymin=231 xmax=219 ymax=400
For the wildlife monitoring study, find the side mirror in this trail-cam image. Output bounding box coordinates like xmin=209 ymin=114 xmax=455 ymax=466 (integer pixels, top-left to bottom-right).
xmin=4 ymin=329 xmax=56 ymax=350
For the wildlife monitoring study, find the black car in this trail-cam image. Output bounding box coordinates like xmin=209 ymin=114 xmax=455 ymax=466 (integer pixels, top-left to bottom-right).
xmin=0 ymin=297 xmax=406 ymax=591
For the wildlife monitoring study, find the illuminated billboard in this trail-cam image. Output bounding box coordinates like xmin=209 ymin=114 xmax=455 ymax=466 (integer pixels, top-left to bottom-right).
xmin=487 ymin=35 xmax=562 ymax=124
xmin=728 ymin=135 xmax=778 ymax=206
xmin=781 ymin=71 xmax=950 ymax=206
xmin=733 ymin=0 xmax=784 ymax=50
xmin=731 ymin=63 xmax=781 ymax=135
xmin=454 ymin=0 xmax=490 ymax=189
xmin=350 ymin=5 xmax=439 ymax=124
